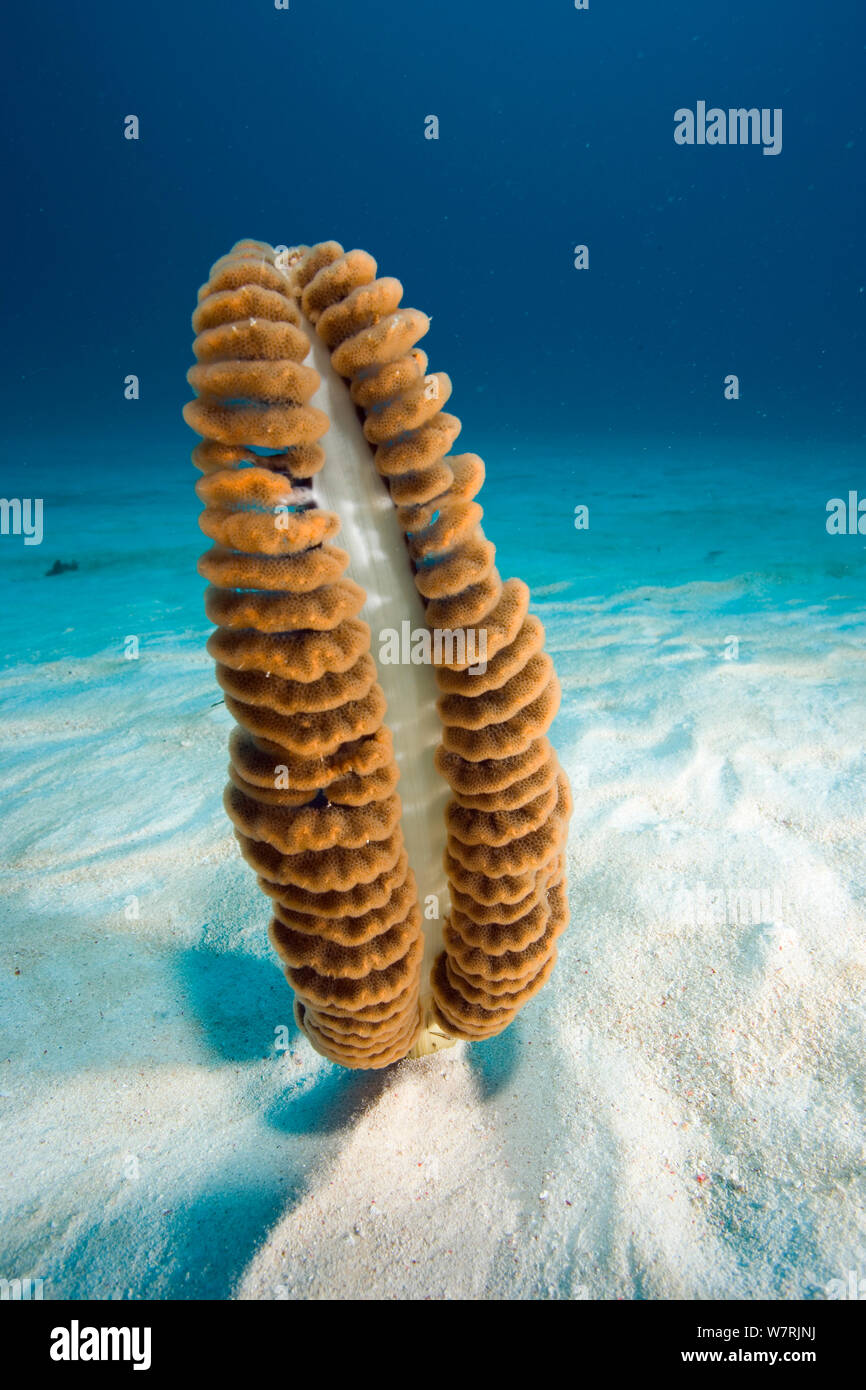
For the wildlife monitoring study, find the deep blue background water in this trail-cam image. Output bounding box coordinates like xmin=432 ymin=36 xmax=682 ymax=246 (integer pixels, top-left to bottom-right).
xmin=1 ymin=0 xmax=865 ymax=663
xmin=3 ymin=0 xmax=865 ymax=448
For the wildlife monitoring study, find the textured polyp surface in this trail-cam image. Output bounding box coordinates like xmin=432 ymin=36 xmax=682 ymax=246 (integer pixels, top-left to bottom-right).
xmin=184 ymin=241 xmax=423 ymax=1068
xmin=185 ymin=238 xmax=572 ymax=1067
xmin=290 ymin=241 xmax=572 ymax=1046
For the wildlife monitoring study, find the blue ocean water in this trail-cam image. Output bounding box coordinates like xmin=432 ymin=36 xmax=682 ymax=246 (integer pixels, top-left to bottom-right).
xmin=3 ymin=435 xmax=864 ymax=669
xmin=1 ymin=0 xmax=865 ymax=1303
xmin=2 ymin=0 xmax=863 ymax=663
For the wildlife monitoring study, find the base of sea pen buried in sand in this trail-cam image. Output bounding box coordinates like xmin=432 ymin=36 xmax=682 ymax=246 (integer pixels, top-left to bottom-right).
xmin=408 ymin=1001 xmax=458 ymax=1058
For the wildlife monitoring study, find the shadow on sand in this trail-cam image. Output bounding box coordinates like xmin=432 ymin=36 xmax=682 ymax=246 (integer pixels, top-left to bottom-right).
xmin=465 ymin=1015 xmax=523 ymax=1100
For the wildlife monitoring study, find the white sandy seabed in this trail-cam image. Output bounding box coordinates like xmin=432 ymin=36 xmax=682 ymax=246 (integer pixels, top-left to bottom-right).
xmin=1 ymin=454 xmax=865 ymax=1301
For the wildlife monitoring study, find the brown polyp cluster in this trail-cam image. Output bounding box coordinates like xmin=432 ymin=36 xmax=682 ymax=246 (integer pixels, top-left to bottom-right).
xmin=287 ymin=242 xmax=573 ymax=1044
xmin=184 ymin=241 xmax=425 ymax=1068
xmin=184 ymin=238 xmax=572 ymax=1066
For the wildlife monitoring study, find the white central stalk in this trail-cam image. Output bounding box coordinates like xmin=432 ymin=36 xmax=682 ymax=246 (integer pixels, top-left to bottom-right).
xmin=302 ymin=319 xmax=455 ymax=1057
